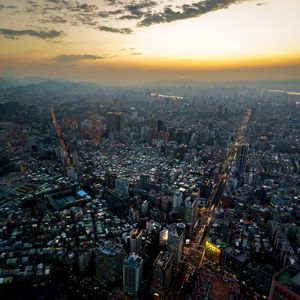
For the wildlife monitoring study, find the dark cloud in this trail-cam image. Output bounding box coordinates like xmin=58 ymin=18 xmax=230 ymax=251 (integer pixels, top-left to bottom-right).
xmin=53 ymin=54 xmax=106 ymax=63
xmin=40 ymin=16 xmax=68 ymax=24
xmin=127 ymin=1 xmax=157 ymax=17
xmin=256 ymin=2 xmax=268 ymax=6
xmin=5 ymin=0 xmax=251 ymax=35
xmin=0 ymin=28 xmax=64 ymax=40
xmin=119 ymin=1 xmax=157 ymax=20
xmin=98 ymin=9 xmax=124 ymax=18
xmin=138 ymin=0 xmax=247 ymax=27
xmin=0 ymin=4 xmax=16 ymax=10
xmin=74 ymin=13 xmax=98 ymax=26
xmin=26 ymin=0 xmax=40 ymax=13
xmin=119 ymin=14 xmax=141 ymax=20
xmin=68 ymin=2 xmax=98 ymax=13
xmin=46 ymin=0 xmax=69 ymax=4
xmin=104 ymin=0 xmax=124 ymax=5
xmin=98 ymin=25 xmax=133 ymax=34
xmin=131 ymin=52 xmax=142 ymax=55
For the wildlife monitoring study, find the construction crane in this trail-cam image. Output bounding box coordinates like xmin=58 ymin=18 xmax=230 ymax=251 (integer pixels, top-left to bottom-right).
xmin=51 ymin=106 xmax=73 ymax=167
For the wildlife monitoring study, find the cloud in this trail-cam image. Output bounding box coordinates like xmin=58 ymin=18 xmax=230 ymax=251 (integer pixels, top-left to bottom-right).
xmin=2 ymin=0 xmax=251 ymax=36
xmin=68 ymin=2 xmax=98 ymax=13
xmin=0 ymin=4 xmax=16 ymax=10
xmin=0 ymin=28 xmax=64 ymax=40
xmin=119 ymin=48 xmax=135 ymax=51
xmin=25 ymin=0 xmax=40 ymax=13
xmin=138 ymin=0 xmax=247 ymax=27
xmin=119 ymin=14 xmax=141 ymax=20
xmin=119 ymin=1 xmax=157 ymax=20
xmin=98 ymin=9 xmax=124 ymax=18
xmin=131 ymin=52 xmax=142 ymax=55
xmin=40 ymin=16 xmax=68 ymax=24
xmin=98 ymin=25 xmax=133 ymax=34
xmin=104 ymin=0 xmax=124 ymax=5
xmin=256 ymin=2 xmax=268 ymax=6
xmin=74 ymin=13 xmax=98 ymax=26
xmin=53 ymin=54 xmax=106 ymax=63
xmin=124 ymin=1 xmax=157 ymax=18
xmin=46 ymin=0 xmax=69 ymax=4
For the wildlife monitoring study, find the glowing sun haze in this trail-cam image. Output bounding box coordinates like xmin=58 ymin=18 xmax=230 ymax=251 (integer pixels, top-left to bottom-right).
xmin=0 ymin=0 xmax=299 ymax=84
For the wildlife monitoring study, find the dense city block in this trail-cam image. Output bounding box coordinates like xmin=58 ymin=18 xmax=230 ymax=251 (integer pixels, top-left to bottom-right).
xmin=1 ymin=84 xmax=300 ymax=300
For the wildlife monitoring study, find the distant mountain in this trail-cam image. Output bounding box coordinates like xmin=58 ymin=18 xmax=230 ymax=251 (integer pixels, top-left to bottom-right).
xmin=0 ymin=76 xmax=50 ymax=88
xmin=1 ymin=76 xmax=300 ymax=93
xmin=0 ymin=79 xmax=104 ymax=96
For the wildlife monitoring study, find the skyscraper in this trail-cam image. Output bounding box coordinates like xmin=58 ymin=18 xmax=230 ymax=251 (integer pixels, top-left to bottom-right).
xmin=236 ymin=144 xmax=249 ymax=174
xmin=139 ymin=173 xmax=150 ymax=191
xmin=167 ymin=223 xmax=185 ymax=264
xmin=161 ymin=196 xmax=170 ymax=212
xmin=152 ymin=251 xmax=173 ymax=299
xmin=157 ymin=120 xmax=164 ymax=132
xmin=123 ymin=253 xmax=143 ymax=296
xmin=172 ymin=190 xmax=183 ymax=210
xmin=107 ymin=112 xmax=123 ymax=139
xmin=130 ymin=229 xmax=143 ymax=253
xmin=184 ymin=190 xmax=200 ymax=238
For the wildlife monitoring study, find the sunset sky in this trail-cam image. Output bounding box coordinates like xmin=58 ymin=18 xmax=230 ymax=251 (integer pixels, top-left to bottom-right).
xmin=0 ymin=0 xmax=300 ymax=84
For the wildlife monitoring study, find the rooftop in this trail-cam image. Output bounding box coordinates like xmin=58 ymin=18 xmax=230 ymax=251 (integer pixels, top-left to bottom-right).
xmin=154 ymin=251 xmax=173 ymax=269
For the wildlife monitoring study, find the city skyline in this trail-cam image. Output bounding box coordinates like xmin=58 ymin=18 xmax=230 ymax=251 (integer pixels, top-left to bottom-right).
xmin=1 ymin=0 xmax=300 ymax=84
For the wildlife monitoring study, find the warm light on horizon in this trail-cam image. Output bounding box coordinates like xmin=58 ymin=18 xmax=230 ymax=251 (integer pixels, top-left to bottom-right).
xmin=0 ymin=0 xmax=300 ymax=84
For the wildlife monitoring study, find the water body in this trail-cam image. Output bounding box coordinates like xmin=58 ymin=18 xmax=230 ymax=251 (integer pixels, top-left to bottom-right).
xmin=150 ymin=92 xmax=183 ymax=100
xmin=262 ymin=89 xmax=300 ymax=96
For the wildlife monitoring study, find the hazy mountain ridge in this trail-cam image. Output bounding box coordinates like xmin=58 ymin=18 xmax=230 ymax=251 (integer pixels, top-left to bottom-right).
xmin=0 ymin=76 xmax=300 ymax=94
xmin=0 ymin=79 xmax=104 ymax=96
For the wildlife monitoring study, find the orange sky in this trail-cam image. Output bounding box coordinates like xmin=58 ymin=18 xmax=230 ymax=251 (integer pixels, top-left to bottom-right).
xmin=0 ymin=0 xmax=300 ymax=84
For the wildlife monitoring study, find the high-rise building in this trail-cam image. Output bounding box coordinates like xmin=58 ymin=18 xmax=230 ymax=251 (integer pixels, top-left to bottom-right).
xmin=218 ymin=104 xmax=223 ymax=118
xmin=224 ymin=106 xmax=228 ymax=119
xmin=157 ymin=120 xmax=164 ymax=132
xmin=95 ymin=241 xmax=125 ymax=285
xmin=152 ymin=251 xmax=173 ymax=299
xmin=141 ymin=126 xmax=151 ymax=143
xmin=258 ymin=135 xmax=268 ymax=152
xmin=78 ymin=249 xmax=92 ymax=274
xmin=172 ymin=190 xmax=183 ymax=210
xmin=105 ymin=172 xmax=116 ymax=189
xmin=107 ymin=112 xmax=123 ymax=139
xmin=167 ymin=223 xmax=185 ymax=264
xmin=184 ymin=190 xmax=200 ymax=238
xmin=236 ymin=144 xmax=249 ymax=174
xmin=161 ymin=196 xmax=170 ymax=212
xmin=141 ymin=200 xmax=149 ymax=214
xmin=72 ymin=151 xmax=79 ymax=167
xmin=159 ymin=227 xmax=169 ymax=246
xmin=60 ymin=150 xmax=66 ymax=165
xmin=129 ymin=207 xmax=137 ymax=222
xmin=130 ymin=229 xmax=143 ymax=253
xmin=139 ymin=173 xmax=150 ymax=191
xmin=190 ymin=133 xmax=198 ymax=146
xmin=268 ymin=266 xmax=300 ymax=300
xmin=66 ymin=166 xmax=77 ymax=180
xmin=123 ymin=253 xmax=143 ymax=296
xmin=115 ymin=177 xmax=129 ymax=195
xmin=255 ymin=264 xmax=275 ymax=296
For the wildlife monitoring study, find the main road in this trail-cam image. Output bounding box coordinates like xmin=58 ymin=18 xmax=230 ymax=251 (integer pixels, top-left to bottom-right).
xmin=174 ymin=109 xmax=252 ymax=299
